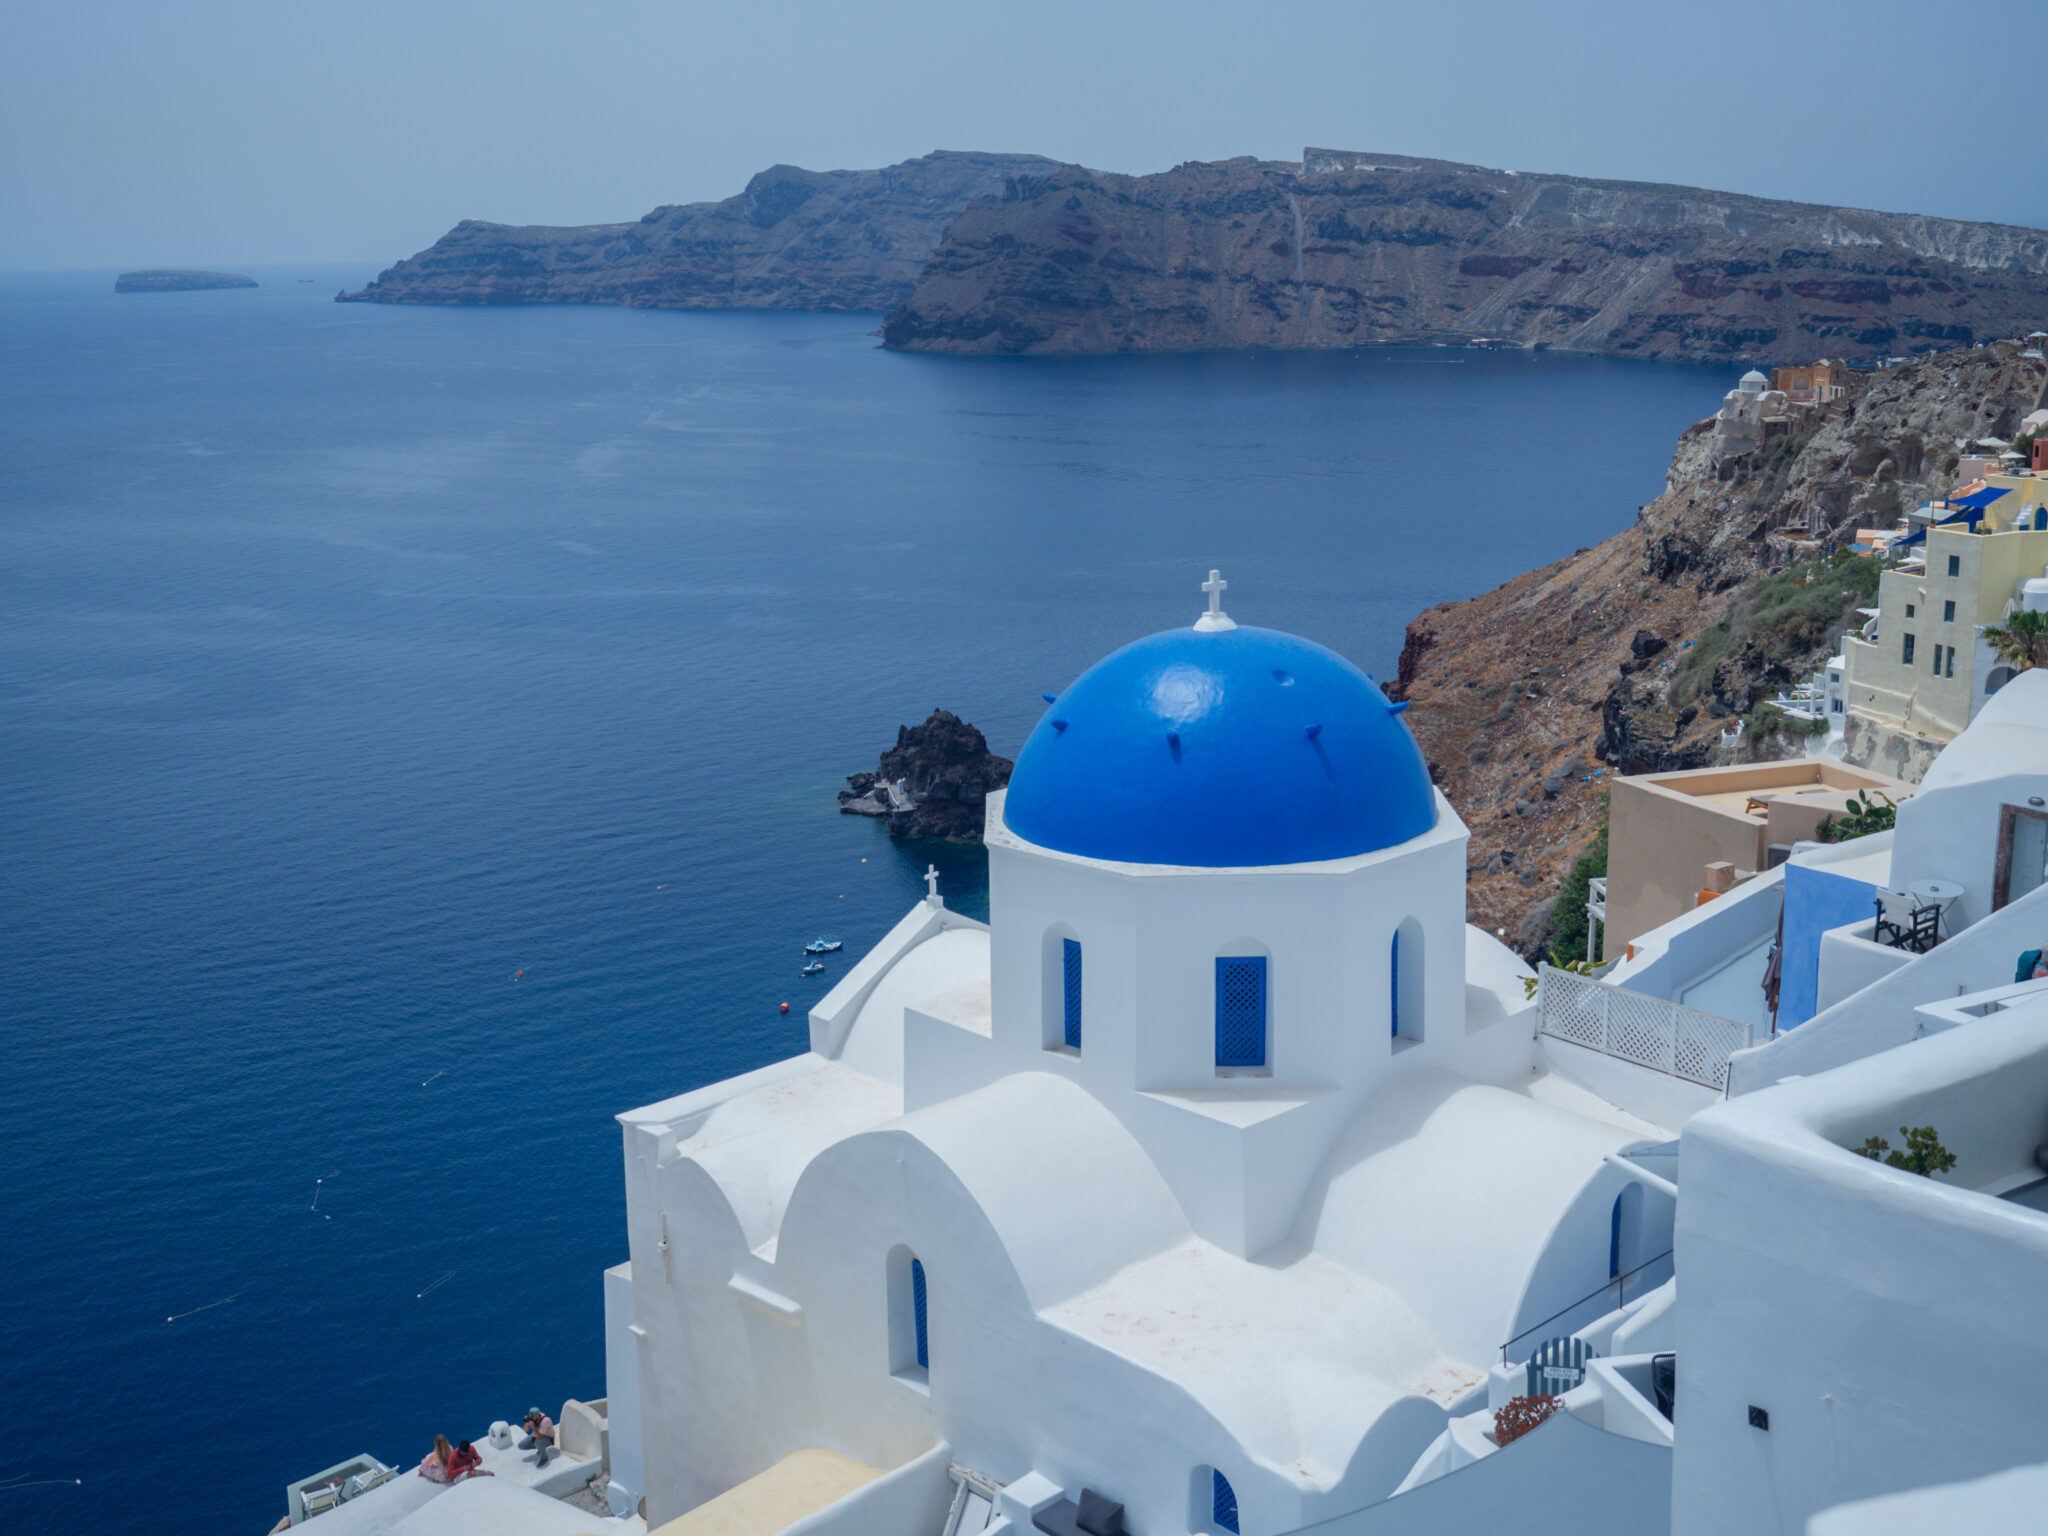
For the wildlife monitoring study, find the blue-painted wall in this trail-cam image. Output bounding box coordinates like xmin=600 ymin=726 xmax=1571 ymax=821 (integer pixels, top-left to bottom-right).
xmin=1777 ymin=861 xmax=1880 ymax=1027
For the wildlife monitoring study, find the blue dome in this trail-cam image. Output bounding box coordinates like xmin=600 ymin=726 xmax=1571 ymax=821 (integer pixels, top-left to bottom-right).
xmin=1003 ymin=625 xmax=1437 ymax=868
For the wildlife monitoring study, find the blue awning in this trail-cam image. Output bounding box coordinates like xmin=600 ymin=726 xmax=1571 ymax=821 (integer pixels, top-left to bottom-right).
xmin=1949 ymin=485 xmax=2011 ymax=511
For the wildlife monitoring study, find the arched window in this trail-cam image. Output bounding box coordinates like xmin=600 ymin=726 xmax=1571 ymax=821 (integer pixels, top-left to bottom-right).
xmin=912 ymin=1258 xmax=929 ymax=1369
xmin=1390 ymin=931 xmax=1399 ymax=1039
xmin=1215 ymin=956 xmax=1267 ymax=1069
xmin=1043 ymin=926 xmax=1082 ymax=1054
xmin=886 ymin=1246 xmax=928 ymax=1384
xmin=1063 ymin=938 xmax=1083 ymax=1050
xmin=1212 ymin=1470 xmax=1240 ymax=1535
xmin=1610 ymin=1184 xmax=1642 ymax=1279
xmin=1392 ymin=918 xmax=1424 ymax=1046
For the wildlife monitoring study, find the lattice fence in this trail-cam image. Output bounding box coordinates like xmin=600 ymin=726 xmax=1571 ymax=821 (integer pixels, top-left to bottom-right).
xmin=1536 ymin=964 xmax=1753 ymax=1090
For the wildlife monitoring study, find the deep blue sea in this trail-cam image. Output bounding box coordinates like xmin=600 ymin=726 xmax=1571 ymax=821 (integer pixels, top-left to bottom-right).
xmin=0 ymin=266 xmax=1724 ymax=1534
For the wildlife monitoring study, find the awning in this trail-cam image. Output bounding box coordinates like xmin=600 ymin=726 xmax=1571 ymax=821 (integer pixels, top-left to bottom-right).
xmin=1949 ymin=485 xmax=2011 ymax=511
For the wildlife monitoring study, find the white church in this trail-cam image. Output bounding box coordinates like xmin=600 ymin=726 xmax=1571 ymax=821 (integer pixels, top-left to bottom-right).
xmin=599 ymin=575 xmax=1693 ymax=1536
xmin=302 ymin=572 xmax=2048 ymax=1535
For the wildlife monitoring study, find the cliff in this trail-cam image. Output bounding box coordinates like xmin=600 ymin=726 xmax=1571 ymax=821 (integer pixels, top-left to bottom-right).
xmin=881 ymin=151 xmax=2048 ymax=362
xmin=116 ymin=270 xmax=256 ymax=292
xmin=1392 ymin=340 xmax=2048 ymax=949
xmin=337 ymin=151 xmax=1058 ymax=311
xmin=840 ymin=710 xmax=1014 ymax=840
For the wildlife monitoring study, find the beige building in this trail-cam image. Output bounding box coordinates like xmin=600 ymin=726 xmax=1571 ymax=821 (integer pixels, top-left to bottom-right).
xmin=1604 ymin=759 xmax=1915 ymax=953
xmin=1771 ymin=359 xmax=1852 ymax=405
xmin=1841 ymin=475 xmax=2048 ymax=744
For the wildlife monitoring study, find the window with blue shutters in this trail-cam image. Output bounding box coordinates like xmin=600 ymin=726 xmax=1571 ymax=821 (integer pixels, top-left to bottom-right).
xmin=1392 ymin=918 xmax=1425 ymax=1045
xmin=1062 ymin=938 xmax=1083 ymax=1050
xmin=1212 ymin=1470 xmax=1240 ymax=1535
xmin=1390 ymin=931 xmax=1400 ymax=1039
xmin=888 ymin=1245 xmax=927 ymax=1383
xmin=911 ymin=1257 xmax=928 ymax=1369
xmin=1215 ymin=956 xmax=1267 ymax=1068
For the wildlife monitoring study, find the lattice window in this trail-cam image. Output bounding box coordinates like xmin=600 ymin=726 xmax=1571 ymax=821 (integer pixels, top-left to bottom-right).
xmin=1062 ymin=938 xmax=1083 ymax=1050
xmin=1215 ymin=957 xmax=1267 ymax=1067
xmin=911 ymin=1258 xmax=928 ymax=1370
xmin=1212 ymin=1470 xmax=1239 ymax=1535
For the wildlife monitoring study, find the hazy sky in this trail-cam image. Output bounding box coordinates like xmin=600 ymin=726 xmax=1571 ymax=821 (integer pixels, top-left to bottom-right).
xmin=4 ymin=0 xmax=2041 ymax=271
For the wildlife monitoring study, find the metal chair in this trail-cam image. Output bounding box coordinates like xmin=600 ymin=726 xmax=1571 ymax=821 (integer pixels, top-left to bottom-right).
xmin=1873 ymin=890 xmax=1935 ymax=951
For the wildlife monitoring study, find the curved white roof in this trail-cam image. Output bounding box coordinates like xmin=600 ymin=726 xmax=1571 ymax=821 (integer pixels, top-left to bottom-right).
xmin=1918 ymin=670 xmax=2048 ymax=794
xmin=836 ymin=925 xmax=988 ymax=1085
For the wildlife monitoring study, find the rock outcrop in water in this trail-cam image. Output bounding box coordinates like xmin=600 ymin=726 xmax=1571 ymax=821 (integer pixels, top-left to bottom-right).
xmin=881 ymin=150 xmax=2048 ymax=363
xmin=840 ymin=710 xmax=1014 ymax=841
xmin=116 ymin=270 xmax=256 ymax=292
xmin=337 ymin=152 xmax=1057 ymax=311
xmin=1393 ymin=339 xmax=2048 ymax=949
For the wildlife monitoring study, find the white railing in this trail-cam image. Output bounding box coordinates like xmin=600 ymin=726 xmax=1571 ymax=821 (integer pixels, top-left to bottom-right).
xmin=1536 ymin=963 xmax=1755 ymax=1091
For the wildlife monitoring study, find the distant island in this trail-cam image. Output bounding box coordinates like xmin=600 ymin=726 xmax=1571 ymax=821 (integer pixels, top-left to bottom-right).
xmin=883 ymin=150 xmax=2048 ymax=361
xmin=342 ymin=147 xmax=2048 ymax=364
xmin=336 ymin=151 xmax=1056 ymax=312
xmin=116 ymin=270 xmax=257 ymax=293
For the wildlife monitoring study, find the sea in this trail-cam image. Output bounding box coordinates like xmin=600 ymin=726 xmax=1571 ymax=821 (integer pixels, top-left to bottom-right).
xmin=0 ymin=266 xmax=1726 ymax=1535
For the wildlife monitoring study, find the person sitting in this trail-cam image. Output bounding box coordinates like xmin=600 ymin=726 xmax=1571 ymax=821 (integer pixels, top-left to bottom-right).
xmin=2019 ymin=948 xmax=2045 ymax=984
xmin=520 ymin=1408 xmax=556 ymax=1465
xmin=418 ymin=1434 xmax=456 ymax=1483
xmin=448 ymin=1440 xmax=487 ymax=1481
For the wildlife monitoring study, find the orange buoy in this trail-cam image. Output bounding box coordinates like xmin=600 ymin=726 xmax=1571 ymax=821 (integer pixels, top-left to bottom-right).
xmin=779 ymin=1002 xmax=790 ymax=1014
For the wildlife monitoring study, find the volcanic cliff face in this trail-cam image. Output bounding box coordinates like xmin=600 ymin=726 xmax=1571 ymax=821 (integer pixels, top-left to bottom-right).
xmin=1393 ymin=341 xmax=2047 ymax=949
xmin=338 ymin=151 xmax=1058 ymax=311
xmin=882 ymin=151 xmax=2048 ymax=362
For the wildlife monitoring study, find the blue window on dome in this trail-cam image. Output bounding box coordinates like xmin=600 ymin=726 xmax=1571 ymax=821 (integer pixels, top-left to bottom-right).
xmin=1063 ymin=938 xmax=1083 ymax=1050
xmin=1212 ymin=1470 xmax=1240 ymax=1535
xmin=1215 ymin=957 xmax=1267 ymax=1068
xmin=911 ymin=1258 xmax=928 ymax=1370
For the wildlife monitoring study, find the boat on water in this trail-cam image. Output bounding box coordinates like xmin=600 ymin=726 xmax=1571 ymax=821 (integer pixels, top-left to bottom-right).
xmin=800 ymin=960 xmax=826 ymax=976
xmin=803 ymin=936 xmax=843 ymax=955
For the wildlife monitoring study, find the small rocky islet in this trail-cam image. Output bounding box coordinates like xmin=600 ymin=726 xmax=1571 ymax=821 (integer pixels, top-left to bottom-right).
xmin=839 ymin=709 xmax=1013 ymax=841
xmin=115 ymin=270 xmax=257 ymax=292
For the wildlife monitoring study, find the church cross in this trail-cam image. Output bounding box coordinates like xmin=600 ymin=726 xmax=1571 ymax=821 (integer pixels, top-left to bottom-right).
xmin=925 ymin=864 xmax=940 ymax=901
xmin=1195 ymin=568 xmax=1237 ymax=632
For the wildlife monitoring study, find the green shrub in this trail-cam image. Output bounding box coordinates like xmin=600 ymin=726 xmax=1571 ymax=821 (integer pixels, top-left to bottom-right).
xmin=1854 ymin=1125 xmax=1957 ymax=1177
xmin=1672 ymin=553 xmax=1877 ymax=711
xmin=1816 ymin=790 xmax=1897 ymax=842
xmin=1542 ymin=801 xmax=1609 ymax=965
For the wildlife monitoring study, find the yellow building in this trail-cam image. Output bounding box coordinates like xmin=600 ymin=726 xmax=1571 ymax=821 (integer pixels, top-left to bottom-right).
xmin=1841 ymin=471 xmax=2048 ymax=743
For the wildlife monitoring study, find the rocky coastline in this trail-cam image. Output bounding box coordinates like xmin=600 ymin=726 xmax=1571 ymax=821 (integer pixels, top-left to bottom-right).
xmin=840 ymin=710 xmax=1014 ymax=841
xmin=336 ymin=152 xmax=1055 ymax=311
xmin=882 ymin=151 xmax=2048 ymax=363
xmin=1394 ymin=339 xmax=2048 ymax=949
xmin=342 ymin=147 xmax=2048 ymax=365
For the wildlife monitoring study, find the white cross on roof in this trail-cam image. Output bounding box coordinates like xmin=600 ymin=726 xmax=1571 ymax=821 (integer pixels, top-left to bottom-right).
xmin=1195 ymin=568 xmax=1237 ymax=633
